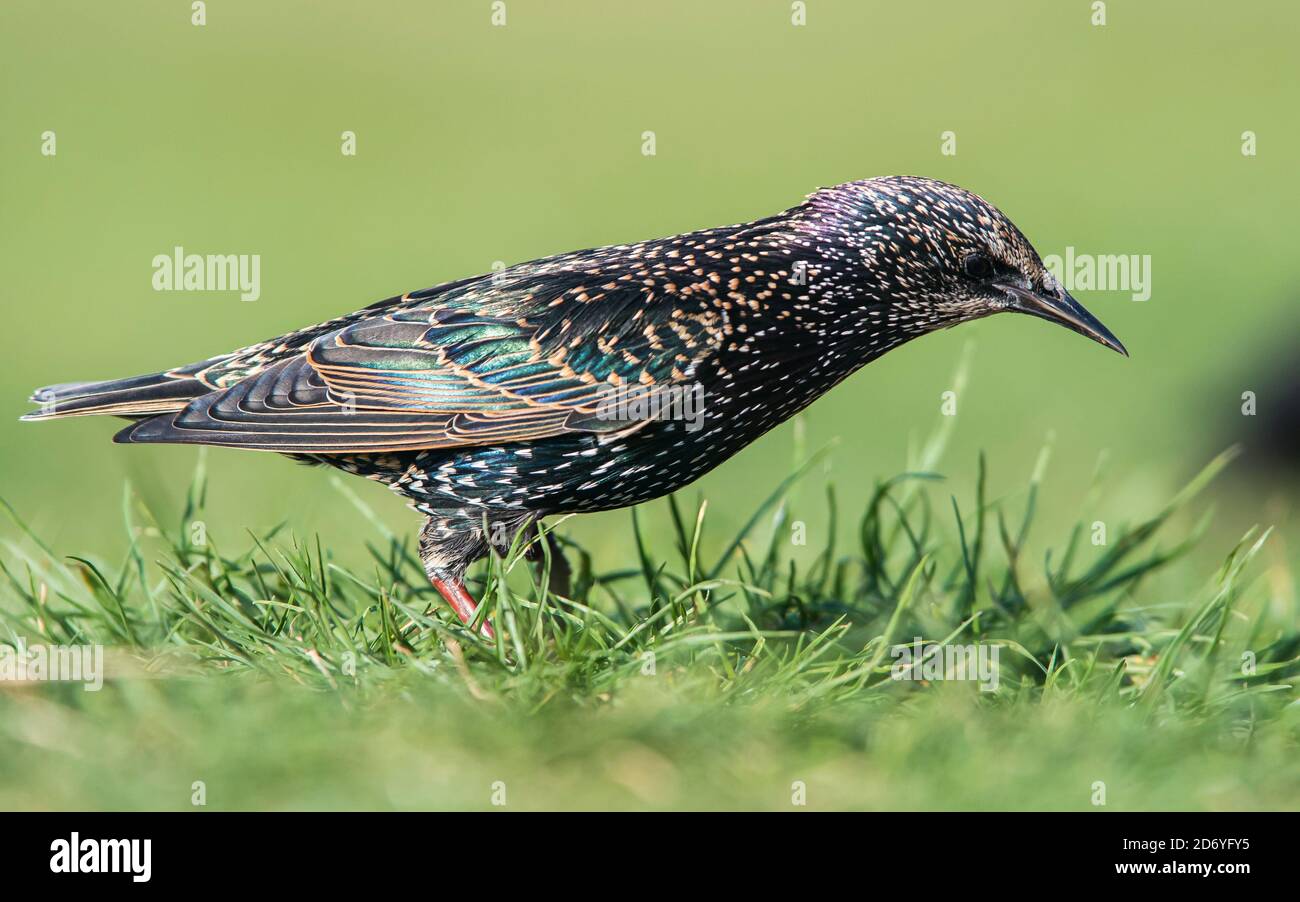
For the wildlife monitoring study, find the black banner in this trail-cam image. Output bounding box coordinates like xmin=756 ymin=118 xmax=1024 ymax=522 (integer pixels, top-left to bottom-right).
xmin=1 ymin=811 xmax=1289 ymax=887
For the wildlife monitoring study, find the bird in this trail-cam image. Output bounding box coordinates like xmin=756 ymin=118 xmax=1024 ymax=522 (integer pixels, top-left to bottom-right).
xmin=23 ymin=176 xmax=1126 ymax=638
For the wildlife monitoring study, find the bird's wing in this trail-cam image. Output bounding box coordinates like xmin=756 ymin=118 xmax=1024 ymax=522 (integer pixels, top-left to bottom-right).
xmin=116 ymin=272 xmax=727 ymax=453
xmin=22 ymin=277 xmax=491 ymax=423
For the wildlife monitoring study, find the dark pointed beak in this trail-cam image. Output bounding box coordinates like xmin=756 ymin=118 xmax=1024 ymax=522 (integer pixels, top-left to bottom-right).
xmin=998 ymin=283 xmax=1128 ymax=357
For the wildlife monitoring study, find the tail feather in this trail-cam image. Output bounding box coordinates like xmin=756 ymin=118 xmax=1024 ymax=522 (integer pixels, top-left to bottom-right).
xmin=22 ymin=357 xmax=225 ymax=421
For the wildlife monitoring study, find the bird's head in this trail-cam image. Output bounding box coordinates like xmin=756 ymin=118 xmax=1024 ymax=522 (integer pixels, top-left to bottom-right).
xmin=800 ymin=176 xmax=1127 ymax=356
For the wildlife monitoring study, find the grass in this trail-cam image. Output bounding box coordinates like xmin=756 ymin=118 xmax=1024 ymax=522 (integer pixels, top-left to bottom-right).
xmin=1 ymin=434 xmax=1298 ymax=810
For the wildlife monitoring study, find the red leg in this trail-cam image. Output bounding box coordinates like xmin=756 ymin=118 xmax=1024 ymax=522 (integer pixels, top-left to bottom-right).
xmin=430 ymin=575 xmax=495 ymax=640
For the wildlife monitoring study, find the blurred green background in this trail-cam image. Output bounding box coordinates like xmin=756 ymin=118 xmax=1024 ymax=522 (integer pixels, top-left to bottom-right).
xmin=2 ymin=0 xmax=1296 ymax=573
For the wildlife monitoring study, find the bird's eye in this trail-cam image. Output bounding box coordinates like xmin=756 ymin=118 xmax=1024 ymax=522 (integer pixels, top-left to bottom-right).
xmin=963 ymin=253 xmax=995 ymax=280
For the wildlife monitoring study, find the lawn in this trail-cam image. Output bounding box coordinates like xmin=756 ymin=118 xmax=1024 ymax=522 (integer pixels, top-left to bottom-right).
xmin=2 ymin=428 xmax=1296 ymax=810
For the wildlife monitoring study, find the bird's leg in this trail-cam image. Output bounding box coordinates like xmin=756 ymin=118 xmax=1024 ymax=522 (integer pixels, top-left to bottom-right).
xmin=419 ymin=516 xmax=494 ymax=640
xmin=428 ymin=573 xmax=494 ymax=640
xmin=522 ymin=523 xmax=572 ymax=598
xmin=542 ymin=530 xmax=572 ymax=599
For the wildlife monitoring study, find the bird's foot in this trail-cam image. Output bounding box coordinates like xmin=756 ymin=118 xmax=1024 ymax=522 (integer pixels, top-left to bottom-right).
xmin=429 ymin=574 xmax=495 ymax=640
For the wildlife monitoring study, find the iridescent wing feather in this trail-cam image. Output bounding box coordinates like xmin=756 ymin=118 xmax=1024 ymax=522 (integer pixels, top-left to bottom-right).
xmin=113 ymin=260 xmax=725 ymax=453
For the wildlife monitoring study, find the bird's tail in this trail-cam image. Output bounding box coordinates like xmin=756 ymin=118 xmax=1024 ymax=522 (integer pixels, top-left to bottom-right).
xmin=21 ymin=357 xmax=225 ymax=422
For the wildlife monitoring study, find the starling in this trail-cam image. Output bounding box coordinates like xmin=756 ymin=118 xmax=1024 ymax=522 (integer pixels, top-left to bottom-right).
xmin=23 ymin=176 xmax=1126 ymax=636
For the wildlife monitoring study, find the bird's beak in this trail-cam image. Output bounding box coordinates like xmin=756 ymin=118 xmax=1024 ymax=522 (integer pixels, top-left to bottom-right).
xmin=997 ymin=283 xmax=1128 ymax=357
